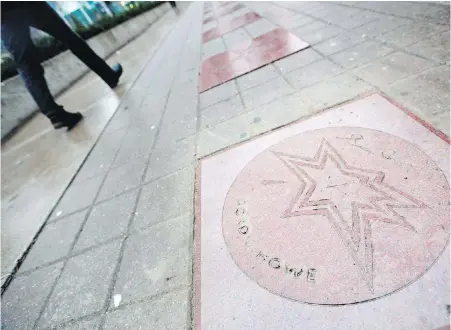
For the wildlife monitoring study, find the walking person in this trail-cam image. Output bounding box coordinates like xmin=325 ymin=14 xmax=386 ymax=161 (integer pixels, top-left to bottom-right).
xmin=1 ymin=2 xmax=123 ymax=130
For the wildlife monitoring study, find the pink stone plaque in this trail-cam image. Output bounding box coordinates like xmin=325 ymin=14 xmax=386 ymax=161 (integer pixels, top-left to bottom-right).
xmin=222 ymin=127 xmax=449 ymax=304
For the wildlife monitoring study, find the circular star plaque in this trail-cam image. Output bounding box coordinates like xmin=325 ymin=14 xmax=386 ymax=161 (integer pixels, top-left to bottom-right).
xmin=222 ymin=127 xmax=449 ymax=304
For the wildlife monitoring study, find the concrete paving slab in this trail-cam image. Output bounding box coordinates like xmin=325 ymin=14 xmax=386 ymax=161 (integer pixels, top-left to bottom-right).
xmin=38 ymin=240 xmax=122 ymax=328
xmin=240 ymin=76 xmax=295 ymax=109
xmin=73 ymin=128 xmax=127 ymax=184
xmin=351 ymin=51 xmax=436 ymax=88
xmin=197 ymin=114 xmax=251 ymax=158
xmin=222 ymin=28 xmax=253 ymax=50
xmin=146 ymin=135 xmax=197 ymax=181
xmin=200 ymin=80 xmax=238 ymax=109
xmin=74 ymin=190 xmax=138 ymax=252
xmin=236 ymin=64 xmax=281 ymax=91
xmin=200 ymin=94 xmax=245 ymax=130
xmin=299 ymin=25 xmax=345 ymax=46
xmin=274 ymin=48 xmax=324 ymax=74
xmin=329 ymin=40 xmax=395 ymax=69
xmin=133 ymin=166 xmax=194 ymax=230
xmin=97 ymin=159 xmax=147 ymax=202
xmin=20 ymin=210 xmax=87 ymax=272
xmin=314 ymin=31 xmax=367 ymax=56
xmin=103 ymin=289 xmax=190 ymax=330
xmin=244 ymin=18 xmax=278 ymax=38
xmin=51 ymin=175 xmax=104 ymax=219
xmin=112 ymin=215 xmax=192 ymax=305
xmin=196 ymin=93 xmax=449 ymax=329
xmin=284 ymin=59 xmax=344 ymax=90
xmin=57 ymin=316 xmax=101 ymax=330
xmin=1 ymin=262 xmax=63 ymax=330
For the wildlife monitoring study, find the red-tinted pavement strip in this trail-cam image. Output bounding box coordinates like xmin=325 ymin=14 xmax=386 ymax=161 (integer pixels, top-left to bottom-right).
xmin=200 ymin=28 xmax=309 ymax=92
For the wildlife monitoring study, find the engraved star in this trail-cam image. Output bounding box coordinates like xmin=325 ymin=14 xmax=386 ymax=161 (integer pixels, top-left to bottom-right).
xmin=271 ymin=138 xmax=427 ymax=292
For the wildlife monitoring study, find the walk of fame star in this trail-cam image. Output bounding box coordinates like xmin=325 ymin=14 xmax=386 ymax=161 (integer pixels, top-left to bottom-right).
xmin=271 ymin=138 xmax=427 ymax=292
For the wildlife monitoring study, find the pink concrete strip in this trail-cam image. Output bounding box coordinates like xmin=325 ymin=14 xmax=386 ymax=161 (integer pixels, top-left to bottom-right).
xmin=200 ymin=28 xmax=309 ymax=92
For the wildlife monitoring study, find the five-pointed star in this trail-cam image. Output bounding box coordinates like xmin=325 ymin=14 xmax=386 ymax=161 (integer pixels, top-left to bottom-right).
xmin=271 ymin=138 xmax=427 ymax=292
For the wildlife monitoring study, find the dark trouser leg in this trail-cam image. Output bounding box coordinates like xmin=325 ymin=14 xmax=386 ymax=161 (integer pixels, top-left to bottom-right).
xmin=1 ymin=12 xmax=60 ymax=117
xmin=28 ymin=3 xmax=117 ymax=85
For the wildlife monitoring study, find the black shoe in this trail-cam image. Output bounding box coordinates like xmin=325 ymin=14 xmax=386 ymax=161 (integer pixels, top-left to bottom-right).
xmin=108 ymin=63 xmax=123 ymax=88
xmin=47 ymin=107 xmax=83 ymax=130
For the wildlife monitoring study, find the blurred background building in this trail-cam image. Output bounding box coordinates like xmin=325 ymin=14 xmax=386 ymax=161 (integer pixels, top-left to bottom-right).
xmin=1 ymin=1 xmax=143 ymax=55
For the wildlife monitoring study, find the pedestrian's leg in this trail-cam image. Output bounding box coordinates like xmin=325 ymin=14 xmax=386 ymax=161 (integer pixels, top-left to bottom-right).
xmin=28 ymin=3 xmax=122 ymax=87
xmin=1 ymin=17 xmax=59 ymax=114
xmin=2 ymin=11 xmax=83 ymax=130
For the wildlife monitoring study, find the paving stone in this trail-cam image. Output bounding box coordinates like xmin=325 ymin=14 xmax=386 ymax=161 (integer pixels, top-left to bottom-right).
xmin=104 ymin=289 xmax=190 ymax=330
xmin=223 ymin=28 xmax=252 ymax=49
xmin=221 ymin=6 xmax=252 ymax=21
xmin=197 ymin=114 xmax=251 ymax=157
xmin=168 ymin=80 xmax=199 ymax=106
xmin=145 ymin=134 xmax=197 ymax=181
xmin=296 ymin=73 xmax=374 ymax=110
xmin=112 ymin=215 xmax=191 ymax=305
xmin=333 ymin=11 xmax=383 ymax=29
xmin=351 ymin=51 xmax=436 ymax=87
xmin=279 ymin=14 xmax=316 ymax=30
xmin=301 ymin=3 xmax=329 ymax=15
xmin=293 ymin=20 xmax=328 ymax=38
xmin=380 ymin=65 xmax=450 ymax=123
xmin=329 ymin=40 xmax=395 ymax=69
xmin=157 ymin=114 xmax=198 ymax=146
xmin=203 ymin=19 xmax=217 ymax=32
xmin=427 ymin=111 xmax=450 ymax=136
xmin=319 ymin=8 xmax=365 ymax=26
xmin=314 ymin=31 xmax=367 ymax=55
xmin=300 ymin=25 xmax=345 ymax=45
xmin=38 ymin=240 xmax=122 ymax=329
xmin=274 ymin=48 xmax=324 ymax=74
xmin=244 ymin=18 xmax=278 ymax=38
xmin=284 ymin=59 xmax=343 ymax=90
xmin=241 ymin=76 xmax=295 ymax=109
xmin=377 ymin=21 xmax=448 ymax=48
xmin=112 ymin=128 xmax=157 ymax=167
xmin=127 ymin=99 xmax=166 ymax=130
xmin=278 ymin=13 xmax=315 ymax=30
xmin=200 ymin=80 xmax=238 ymax=109
xmin=74 ymin=128 xmax=127 ymax=184
xmin=1 ymin=263 xmax=63 ymax=330
xmin=137 ymin=94 xmax=168 ymax=118
xmin=302 ymin=6 xmax=333 ymax=18
xmin=246 ymin=92 xmax=316 ymax=136
xmin=20 ymin=210 xmax=87 ymax=272
xmin=202 ymin=37 xmax=226 ymax=60
xmin=236 ymin=64 xmax=281 ymax=91
xmin=74 ymin=190 xmax=138 ymax=252
xmin=352 ymin=16 xmax=410 ymax=37
xmin=133 ymin=167 xmax=194 ymax=230
xmin=200 ymin=94 xmax=246 ymax=130
xmin=405 ymin=30 xmax=450 ymax=63
xmin=57 ymin=316 xmax=101 ymax=330
xmin=97 ymin=159 xmax=147 ymax=202
xmin=52 ymin=175 xmax=104 ymax=220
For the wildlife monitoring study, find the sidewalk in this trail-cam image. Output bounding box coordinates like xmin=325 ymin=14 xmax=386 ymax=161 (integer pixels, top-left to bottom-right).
xmin=2 ymin=2 xmax=450 ymax=329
